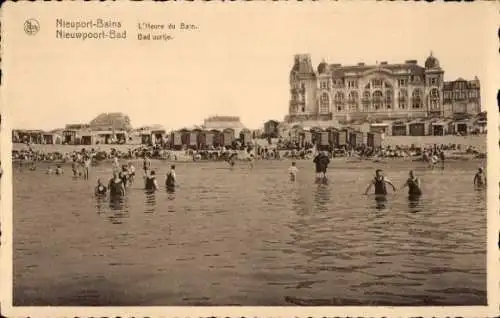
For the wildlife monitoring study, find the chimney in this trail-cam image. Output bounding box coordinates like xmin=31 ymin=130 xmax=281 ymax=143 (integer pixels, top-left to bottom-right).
xmin=357 ymin=62 xmax=365 ymax=66
xmin=380 ymin=61 xmax=388 ymax=65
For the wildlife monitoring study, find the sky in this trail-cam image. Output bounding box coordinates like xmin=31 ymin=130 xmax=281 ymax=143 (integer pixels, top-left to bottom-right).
xmin=2 ymin=2 xmax=498 ymax=130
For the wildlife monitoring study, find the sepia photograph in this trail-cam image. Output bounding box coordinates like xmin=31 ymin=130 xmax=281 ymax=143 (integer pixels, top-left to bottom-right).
xmin=1 ymin=1 xmax=499 ymax=317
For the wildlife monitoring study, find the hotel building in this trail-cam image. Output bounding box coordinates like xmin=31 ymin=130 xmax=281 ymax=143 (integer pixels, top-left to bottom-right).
xmin=285 ymin=53 xmax=481 ymax=136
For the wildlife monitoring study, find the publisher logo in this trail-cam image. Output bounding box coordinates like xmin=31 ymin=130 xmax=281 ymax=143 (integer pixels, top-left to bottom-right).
xmin=24 ymin=19 xmax=40 ymax=36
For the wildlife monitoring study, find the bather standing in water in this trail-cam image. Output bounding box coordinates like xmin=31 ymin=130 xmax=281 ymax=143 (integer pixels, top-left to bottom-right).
xmin=144 ymin=170 xmax=159 ymax=192
xmin=401 ymin=170 xmax=422 ymax=200
xmin=364 ymin=169 xmax=397 ymax=196
xmin=83 ymin=155 xmax=91 ymax=180
xmin=288 ymin=161 xmax=298 ymax=181
xmin=109 ymin=171 xmax=126 ymax=197
xmin=473 ymin=167 xmax=486 ymax=188
xmin=165 ymin=165 xmax=178 ymax=193
xmin=95 ymin=178 xmax=108 ymax=196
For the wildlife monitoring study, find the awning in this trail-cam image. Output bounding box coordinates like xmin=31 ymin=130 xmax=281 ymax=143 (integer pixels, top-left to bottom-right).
xmin=370 ymin=123 xmax=389 ymax=127
xmin=432 ymin=121 xmax=449 ymax=126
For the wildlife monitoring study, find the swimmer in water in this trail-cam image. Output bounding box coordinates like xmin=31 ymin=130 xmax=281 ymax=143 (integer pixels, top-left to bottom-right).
xmin=128 ymin=161 xmax=136 ymax=184
xmin=113 ymin=156 xmax=120 ymax=171
xmin=165 ymin=165 xmax=178 ymax=192
xmin=95 ymin=178 xmax=107 ymax=196
xmin=120 ymin=164 xmax=129 ymax=188
xmin=401 ymin=170 xmax=422 ymax=198
xmin=83 ymin=155 xmax=91 ymax=180
xmin=364 ymin=169 xmax=397 ymax=196
xmin=71 ymin=159 xmax=78 ymax=177
xmin=55 ymin=165 xmax=64 ymax=175
xmin=288 ymin=161 xmax=298 ymax=181
xmin=143 ymin=155 xmax=151 ymax=175
xmin=109 ymin=171 xmax=126 ymax=197
xmin=473 ymin=167 xmax=486 ymax=188
xmin=144 ymin=170 xmax=159 ymax=192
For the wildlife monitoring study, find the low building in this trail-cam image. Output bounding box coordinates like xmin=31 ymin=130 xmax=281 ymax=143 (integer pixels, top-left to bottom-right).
xmin=202 ymin=116 xmax=246 ymax=136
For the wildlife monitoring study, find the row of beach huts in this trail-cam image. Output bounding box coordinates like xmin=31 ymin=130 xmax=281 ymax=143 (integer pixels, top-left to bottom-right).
xmin=12 ymin=126 xmax=382 ymax=150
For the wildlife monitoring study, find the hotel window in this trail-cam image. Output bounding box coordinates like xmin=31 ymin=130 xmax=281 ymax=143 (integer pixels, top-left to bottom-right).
xmin=300 ymin=83 xmax=305 ymax=90
xmin=362 ymin=91 xmax=370 ymax=100
xmin=320 ymin=93 xmax=330 ymax=113
xmin=347 ymin=80 xmax=358 ymax=89
xmin=398 ymin=79 xmax=407 ymax=87
xmin=348 ymin=91 xmax=358 ymax=103
xmin=430 ymin=77 xmax=437 ymax=86
xmin=372 ymin=79 xmax=382 ymax=88
xmin=412 ymin=89 xmax=422 ymax=109
xmin=320 ymin=81 xmax=328 ymax=89
xmin=398 ymin=89 xmax=408 ymax=101
xmin=372 ymin=91 xmax=383 ymax=110
xmin=398 ymin=101 xmax=407 ymax=109
xmin=430 ymin=88 xmax=439 ymax=99
xmin=334 ymin=92 xmax=345 ymax=111
xmin=460 ymin=91 xmax=466 ymax=99
xmin=385 ymin=90 xmax=393 ymax=109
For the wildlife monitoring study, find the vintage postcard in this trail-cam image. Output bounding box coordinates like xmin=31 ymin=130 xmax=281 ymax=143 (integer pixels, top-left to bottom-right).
xmin=1 ymin=1 xmax=499 ymax=317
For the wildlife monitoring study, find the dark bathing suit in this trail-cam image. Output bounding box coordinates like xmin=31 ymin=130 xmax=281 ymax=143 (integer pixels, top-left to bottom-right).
xmin=166 ymin=172 xmax=176 ymax=192
xmin=145 ymin=176 xmax=156 ymax=191
xmin=109 ymin=179 xmax=125 ymax=197
xmin=374 ymin=177 xmax=387 ymax=196
xmin=407 ymin=177 xmax=422 ymax=196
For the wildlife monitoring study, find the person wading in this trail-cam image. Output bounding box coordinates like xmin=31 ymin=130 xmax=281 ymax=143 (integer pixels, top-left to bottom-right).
xmin=144 ymin=170 xmax=159 ymax=192
xmin=364 ymin=169 xmax=396 ymax=196
xmin=401 ymin=170 xmax=422 ymax=199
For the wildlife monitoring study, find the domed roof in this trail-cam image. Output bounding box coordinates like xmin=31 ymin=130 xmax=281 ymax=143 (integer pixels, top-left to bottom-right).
xmin=317 ymin=60 xmax=328 ymax=74
xmin=425 ymin=52 xmax=440 ymax=69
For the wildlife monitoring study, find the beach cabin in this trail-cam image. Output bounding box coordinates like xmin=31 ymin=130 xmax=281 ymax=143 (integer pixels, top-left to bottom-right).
xmin=337 ymin=129 xmax=347 ymax=147
xmin=319 ymin=131 xmax=329 ymax=150
xmin=310 ymin=127 xmax=323 ymax=146
xmin=171 ymin=131 xmax=183 ymax=150
xmin=355 ymin=131 xmax=364 ymax=146
xmin=152 ymin=129 xmax=166 ymax=145
xmin=141 ymin=130 xmax=152 ymax=145
xmin=80 ymin=131 xmax=94 ymax=145
xmin=189 ymin=129 xmax=201 ymax=149
xmin=348 ymin=130 xmax=357 ymax=147
xmin=114 ymin=130 xmax=128 ymax=144
xmin=222 ymin=128 xmax=235 ymax=147
xmin=94 ymin=131 xmax=114 ymax=144
xmin=327 ymin=127 xmax=339 ymax=147
xmin=239 ymin=128 xmax=252 ymax=145
xmin=367 ymin=132 xmax=382 ymax=149
xmin=63 ymin=130 xmax=78 ymax=145
xmin=197 ymin=130 xmax=213 ymax=149
xmin=41 ymin=133 xmax=54 ymax=145
xmin=302 ymin=130 xmax=313 ymax=146
xmin=211 ymin=129 xmax=222 ymax=147
xmin=178 ymin=129 xmax=191 ymax=148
